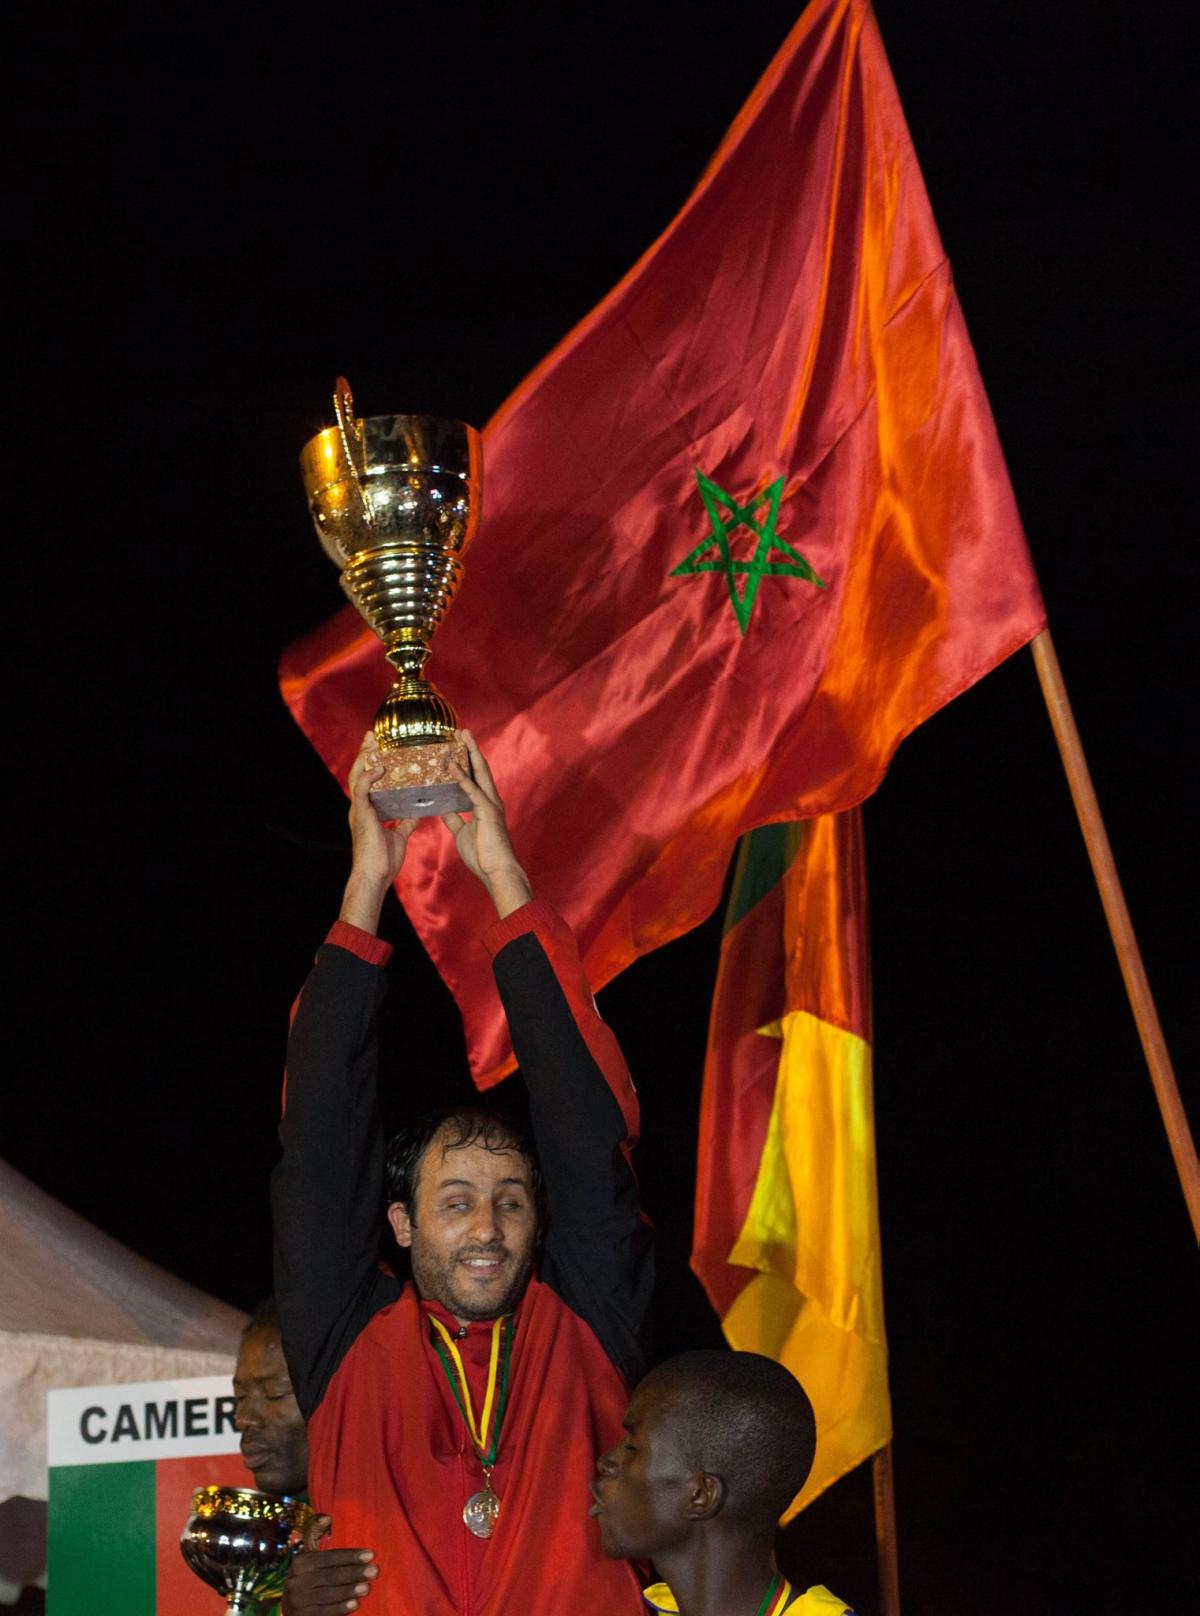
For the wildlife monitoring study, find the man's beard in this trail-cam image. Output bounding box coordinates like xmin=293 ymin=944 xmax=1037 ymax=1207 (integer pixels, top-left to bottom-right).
xmin=410 ymin=1238 xmax=536 ymax=1320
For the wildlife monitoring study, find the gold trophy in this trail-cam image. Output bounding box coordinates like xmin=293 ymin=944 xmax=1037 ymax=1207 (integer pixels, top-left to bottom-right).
xmin=299 ymin=378 xmax=483 ymax=818
xmin=180 ymin=1484 xmax=313 ymax=1611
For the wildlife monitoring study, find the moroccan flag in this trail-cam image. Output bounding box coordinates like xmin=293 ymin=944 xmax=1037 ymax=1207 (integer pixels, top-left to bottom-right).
xmin=281 ymin=0 xmax=1044 ymax=1086
xmin=692 ymin=811 xmax=887 ymax=1513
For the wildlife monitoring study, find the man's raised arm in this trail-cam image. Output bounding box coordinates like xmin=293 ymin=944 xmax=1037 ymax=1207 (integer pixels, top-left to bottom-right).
xmin=270 ymin=733 xmax=418 ymax=1419
xmin=448 ymin=735 xmax=654 ymax=1386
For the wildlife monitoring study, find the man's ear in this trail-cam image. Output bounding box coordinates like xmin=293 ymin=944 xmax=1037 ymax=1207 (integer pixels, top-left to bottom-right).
xmin=684 ymin=1471 xmax=725 ymax=1521
xmin=387 ymin=1201 xmax=414 ymax=1248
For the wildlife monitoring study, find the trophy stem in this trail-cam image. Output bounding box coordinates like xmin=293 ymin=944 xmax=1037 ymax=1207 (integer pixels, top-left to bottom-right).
xmin=224 ymin=1567 xmax=268 ymax=1614
xmin=373 ymin=676 xmax=459 ymax=751
xmin=385 ymin=640 xmax=432 ymax=679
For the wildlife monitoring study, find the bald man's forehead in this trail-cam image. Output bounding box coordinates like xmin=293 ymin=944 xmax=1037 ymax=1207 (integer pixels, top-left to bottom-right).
xmin=624 ymin=1383 xmax=700 ymax=1465
xmin=630 ymin=1371 xmax=693 ymax=1422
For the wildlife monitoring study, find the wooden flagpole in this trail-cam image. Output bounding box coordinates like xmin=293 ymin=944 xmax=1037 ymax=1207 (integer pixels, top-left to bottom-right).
xmin=872 ymin=1444 xmax=901 ymax=1616
xmin=858 ymin=626 xmax=1196 ymax=1613
xmin=1030 ymin=629 xmax=1200 ymax=1241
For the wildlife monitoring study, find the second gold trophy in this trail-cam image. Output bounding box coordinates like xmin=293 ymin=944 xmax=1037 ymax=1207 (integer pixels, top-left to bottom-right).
xmin=299 ymin=378 xmax=482 ymax=818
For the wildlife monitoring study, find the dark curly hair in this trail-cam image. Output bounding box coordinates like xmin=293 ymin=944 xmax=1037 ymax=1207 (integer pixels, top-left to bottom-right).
xmin=384 ymin=1106 xmax=544 ymax=1227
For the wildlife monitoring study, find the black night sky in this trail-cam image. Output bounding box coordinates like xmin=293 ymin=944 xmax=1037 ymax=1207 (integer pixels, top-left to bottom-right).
xmin=9 ymin=3 xmax=1196 ymax=1611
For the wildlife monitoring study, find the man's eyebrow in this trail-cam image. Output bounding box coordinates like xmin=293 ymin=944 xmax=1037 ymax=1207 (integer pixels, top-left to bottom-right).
xmin=435 ymin=1175 xmax=530 ymax=1190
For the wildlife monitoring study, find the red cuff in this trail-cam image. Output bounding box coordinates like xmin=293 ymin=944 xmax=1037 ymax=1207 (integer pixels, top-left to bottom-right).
xmin=482 ymin=897 xmax=560 ymax=957
xmin=325 ymin=919 xmax=393 ymax=968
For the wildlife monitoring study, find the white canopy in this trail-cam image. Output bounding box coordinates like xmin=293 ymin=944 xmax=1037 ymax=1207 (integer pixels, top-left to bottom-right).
xmin=0 ymin=1160 xmax=247 ymax=1599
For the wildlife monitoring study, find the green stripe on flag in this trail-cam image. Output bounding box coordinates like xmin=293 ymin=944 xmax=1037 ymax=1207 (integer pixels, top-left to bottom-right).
xmin=724 ymin=822 xmax=804 ymax=933
xmin=49 ymin=1461 xmax=155 ymax=1614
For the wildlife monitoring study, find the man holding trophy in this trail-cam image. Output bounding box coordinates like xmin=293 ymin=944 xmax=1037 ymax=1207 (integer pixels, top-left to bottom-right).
xmin=272 ymin=392 xmax=652 ymax=1614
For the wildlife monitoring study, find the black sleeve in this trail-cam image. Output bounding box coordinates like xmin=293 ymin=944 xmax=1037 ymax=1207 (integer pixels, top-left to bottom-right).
xmin=271 ymin=942 xmax=401 ymax=1419
xmin=491 ymin=921 xmax=654 ymax=1385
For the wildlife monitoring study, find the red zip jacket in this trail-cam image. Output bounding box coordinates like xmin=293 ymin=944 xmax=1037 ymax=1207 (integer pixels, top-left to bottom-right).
xmin=272 ymin=899 xmax=652 ymax=1615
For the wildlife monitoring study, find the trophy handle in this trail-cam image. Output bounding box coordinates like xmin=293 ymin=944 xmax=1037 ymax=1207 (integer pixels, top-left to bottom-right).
xmin=332 ymin=376 xmax=372 ymax=526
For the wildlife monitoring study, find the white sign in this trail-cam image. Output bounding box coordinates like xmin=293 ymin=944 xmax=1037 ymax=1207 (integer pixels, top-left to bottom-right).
xmin=47 ymin=1375 xmax=240 ymax=1466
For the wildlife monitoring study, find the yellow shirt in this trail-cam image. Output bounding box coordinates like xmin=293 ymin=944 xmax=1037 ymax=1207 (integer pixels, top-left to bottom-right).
xmin=643 ymin=1582 xmax=854 ymax=1614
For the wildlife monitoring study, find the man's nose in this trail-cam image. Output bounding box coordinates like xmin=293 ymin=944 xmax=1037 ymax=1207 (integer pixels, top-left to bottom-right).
xmin=469 ymin=1203 xmax=501 ymax=1242
xmin=234 ymin=1399 xmax=260 ymax=1432
xmin=596 ymin=1446 xmax=618 ymax=1477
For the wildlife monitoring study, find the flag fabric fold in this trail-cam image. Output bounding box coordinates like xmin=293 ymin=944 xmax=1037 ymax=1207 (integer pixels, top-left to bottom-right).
xmin=692 ymin=810 xmax=889 ymax=1514
xmin=281 ymin=0 xmax=1043 ymax=1086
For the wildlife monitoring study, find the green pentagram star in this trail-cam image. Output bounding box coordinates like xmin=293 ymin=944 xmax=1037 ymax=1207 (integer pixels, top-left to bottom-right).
xmin=671 ymin=469 xmax=825 ymax=635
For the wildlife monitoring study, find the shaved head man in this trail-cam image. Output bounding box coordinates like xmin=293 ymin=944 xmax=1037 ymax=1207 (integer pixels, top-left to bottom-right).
xmin=592 ymin=1351 xmax=855 ymax=1615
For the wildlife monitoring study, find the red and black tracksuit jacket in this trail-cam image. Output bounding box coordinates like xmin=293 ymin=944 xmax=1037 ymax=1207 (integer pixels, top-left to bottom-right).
xmin=272 ymin=899 xmax=653 ymax=1615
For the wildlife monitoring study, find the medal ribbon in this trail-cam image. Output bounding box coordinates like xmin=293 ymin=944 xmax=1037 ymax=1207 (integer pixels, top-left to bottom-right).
xmin=429 ymin=1314 xmax=515 ymax=1466
xmin=755 ymin=1575 xmax=793 ymax=1616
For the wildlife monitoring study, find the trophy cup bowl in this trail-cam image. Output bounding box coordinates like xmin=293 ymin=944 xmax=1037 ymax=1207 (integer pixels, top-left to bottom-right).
xmin=180 ymin=1485 xmax=312 ymax=1612
xmin=299 ymin=379 xmax=483 ymax=820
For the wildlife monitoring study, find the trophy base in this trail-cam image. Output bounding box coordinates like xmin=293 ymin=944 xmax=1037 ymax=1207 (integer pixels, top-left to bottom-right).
xmin=369 ymin=739 xmax=471 ymax=820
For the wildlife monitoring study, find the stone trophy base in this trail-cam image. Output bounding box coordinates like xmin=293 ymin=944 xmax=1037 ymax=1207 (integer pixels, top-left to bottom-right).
xmin=369 ymin=739 xmax=472 ymax=820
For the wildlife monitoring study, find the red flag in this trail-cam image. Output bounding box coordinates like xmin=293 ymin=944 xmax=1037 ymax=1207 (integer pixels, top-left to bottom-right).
xmin=282 ymin=0 xmax=1044 ymax=1086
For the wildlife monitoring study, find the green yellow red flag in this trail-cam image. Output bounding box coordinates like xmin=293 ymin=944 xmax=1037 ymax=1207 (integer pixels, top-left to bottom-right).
xmin=692 ymin=810 xmax=889 ymax=1512
xmin=281 ymin=0 xmax=1044 ymax=1087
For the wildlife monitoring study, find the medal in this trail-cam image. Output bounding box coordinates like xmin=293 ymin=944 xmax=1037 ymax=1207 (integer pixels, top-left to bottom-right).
xmin=430 ymin=1313 xmax=516 ymax=1536
xmin=462 ymin=1466 xmax=502 ymax=1538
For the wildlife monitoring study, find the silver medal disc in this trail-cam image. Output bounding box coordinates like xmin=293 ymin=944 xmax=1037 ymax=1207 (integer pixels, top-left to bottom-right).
xmin=463 ymin=1485 xmax=501 ymax=1539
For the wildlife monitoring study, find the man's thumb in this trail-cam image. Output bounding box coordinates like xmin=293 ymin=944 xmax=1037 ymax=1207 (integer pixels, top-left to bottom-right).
xmin=302 ymin=1512 xmax=332 ymax=1552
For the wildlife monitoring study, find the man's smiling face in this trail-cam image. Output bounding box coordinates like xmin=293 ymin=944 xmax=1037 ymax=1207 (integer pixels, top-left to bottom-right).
xmin=388 ymin=1129 xmax=538 ymax=1322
